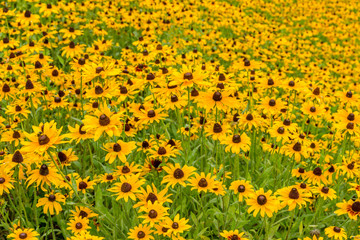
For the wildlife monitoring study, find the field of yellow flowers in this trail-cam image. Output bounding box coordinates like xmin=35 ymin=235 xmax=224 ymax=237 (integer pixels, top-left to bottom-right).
xmin=1 ymin=0 xmax=360 ymax=239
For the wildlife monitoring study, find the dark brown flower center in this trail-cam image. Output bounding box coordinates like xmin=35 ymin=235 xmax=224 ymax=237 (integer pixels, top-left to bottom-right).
xmin=246 ymin=114 xmax=254 ymax=121
xmin=79 ymin=124 xmax=86 ymax=134
xmin=78 ymin=58 xmax=86 ymax=65
xmin=269 ymin=99 xmax=276 ymax=106
xmin=191 ymin=88 xmax=199 ymax=96
xmin=142 ymin=141 xmax=150 ymax=149
xmin=300 ymin=183 xmax=307 ymax=189
xmin=171 ymin=95 xmax=178 ymax=102
xmin=162 ymin=227 xmax=169 ymax=233
xmin=346 ymin=91 xmax=353 ymax=98
xmin=268 ymin=78 xmax=274 ymax=86
xmin=347 ymin=113 xmax=355 ymax=121
xmin=148 ymin=209 xmax=158 ymax=218
xmin=58 ymin=151 xmax=67 ymax=163
xmin=213 ymin=123 xmax=222 ymax=133
xmin=147 ymin=110 xmax=156 ymax=118
xmin=95 ymin=86 xmax=104 ymax=94
xmin=19 ymin=233 xmax=28 ymax=239
xmin=122 ymin=166 xmax=130 ymax=173
xmin=298 ymin=168 xmax=305 ymax=173
xmin=172 ymin=222 xmax=179 ymax=229
xmin=113 ymin=143 xmax=121 ymax=152
xmin=48 ymin=194 xmax=56 ymax=202
xmin=173 ymin=168 xmax=184 ymax=179
xmin=121 ymin=183 xmax=132 ymax=193
xmin=12 ymin=131 xmax=20 ymax=139
xmin=313 ymin=87 xmax=320 ymax=95
xmin=283 ymin=119 xmax=290 ymax=126
xmin=237 ymin=185 xmax=245 ymax=193
xmin=244 ymin=59 xmax=251 ymax=66
xmin=257 ymin=195 xmax=267 ymax=205
xmin=289 ymin=188 xmax=300 ymax=199
xmin=137 ymin=231 xmax=145 ymax=238
xmin=333 ymin=227 xmax=341 ymax=233
xmin=183 ymin=72 xmax=193 ymax=80
xmin=12 ymin=151 xmax=24 ymax=163
xmin=321 ymin=187 xmax=329 ymax=194
xmin=79 ymin=210 xmax=88 ymax=218
xmin=99 ymin=114 xmax=110 ymax=126
xmin=277 ymin=127 xmax=285 ymax=134
xmin=347 ymin=122 xmax=354 ymax=129
xmin=24 ymin=10 xmax=31 ymax=17
xmin=2 ymin=84 xmax=10 ymax=93
xmin=232 ymin=135 xmax=241 ymax=143
xmin=313 ymin=167 xmax=322 ymax=176
xmin=54 ymin=97 xmax=61 ymax=103
xmin=39 ymin=164 xmax=49 ymax=176
xmin=288 ymin=81 xmax=295 ymax=87
xmin=25 ymin=80 xmax=34 ymax=89
xmin=310 ymin=106 xmax=316 ymax=113
xmin=212 ymin=91 xmax=222 ymax=101
xmin=96 ymin=67 xmax=104 ymax=73
xmin=146 ymin=193 xmax=158 ymax=204
xmin=156 ymin=44 xmax=163 ymax=50
xmin=120 ymin=86 xmax=128 ymax=94
xmin=78 ymin=181 xmax=88 ymax=190
xmin=0 ymin=178 xmax=5 ymax=184
xmin=157 ymin=147 xmax=166 ymax=155
xmin=292 ymin=142 xmax=301 ymax=152
xmin=198 ymin=178 xmax=208 ymax=187
xmin=347 ymin=162 xmax=355 ymax=170
xmin=106 ymin=175 xmax=114 ymax=180
xmin=231 ymin=235 xmax=239 ymax=240
xmin=352 ymin=202 xmax=360 ymax=212
xmin=38 ymin=134 xmax=50 ymax=145
xmin=52 ymin=70 xmax=59 ymax=77
xmin=75 ymin=223 xmax=83 ymax=229
xmin=146 ymin=73 xmax=155 ymax=80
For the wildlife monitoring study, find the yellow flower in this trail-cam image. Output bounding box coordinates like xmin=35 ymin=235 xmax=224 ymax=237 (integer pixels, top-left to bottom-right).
xmin=102 ymin=140 xmax=137 ymax=163
xmin=246 ymin=188 xmax=280 ymax=217
xmin=36 ymin=192 xmax=66 ymax=215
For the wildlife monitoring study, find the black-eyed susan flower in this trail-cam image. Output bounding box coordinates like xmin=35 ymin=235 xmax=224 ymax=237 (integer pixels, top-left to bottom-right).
xmin=108 ymin=174 xmax=145 ymax=202
xmin=26 ymin=164 xmax=62 ymax=191
xmin=335 ymin=199 xmax=360 ymax=220
xmin=7 ymin=227 xmax=39 ymax=240
xmin=0 ymin=169 xmax=14 ymax=195
xmin=70 ymin=206 xmax=98 ymax=219
xmin=102 ymin=140 xmax=136 ymax=163
xmin=114 ymin=162 xmax=142 ymax=177
xmin=134 ymin=184 xmax=172 ymax=208
xmin=128 ymin=224 xmax=154 ymax=240
xmin=163 ymin=214 xmax=191 ymax=235
xmin=229 ymin=180 xmax=254 ymax=202
xmin=36 ymin=192 xmax=66 ymax=215
xmin=246 ymin=188 xmax=280 ymax=217
xmin=66 ymin=216 xmax=90 ymax=234
xmin=139 ymin=201 xmax=169 ymax=226
xmin=189 ymin=172 xmax=216 ymax=193
xmin=276 ymin=186 xmax=312 ymax=211
xmin=221 ymin=133 xmax=251 ymax=154
xmin=22 ymin=121 xmax=65 ymax=154
xmin=82 ymin=105 xmax=122 ymax=141
xmin=76 ymin=176 xmax=95 ymax=194
xmin=324 ymin=226 xmax=347 ymax=240
xmin=220 ymin=230 xmax=249 ymax=240
xmin=162 ymin=163 xmax=196 ymax=188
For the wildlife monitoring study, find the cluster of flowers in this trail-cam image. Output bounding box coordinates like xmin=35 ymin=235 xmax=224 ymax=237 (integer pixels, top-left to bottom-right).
xmin=0 ymin=0 xmax=360 ymax=239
